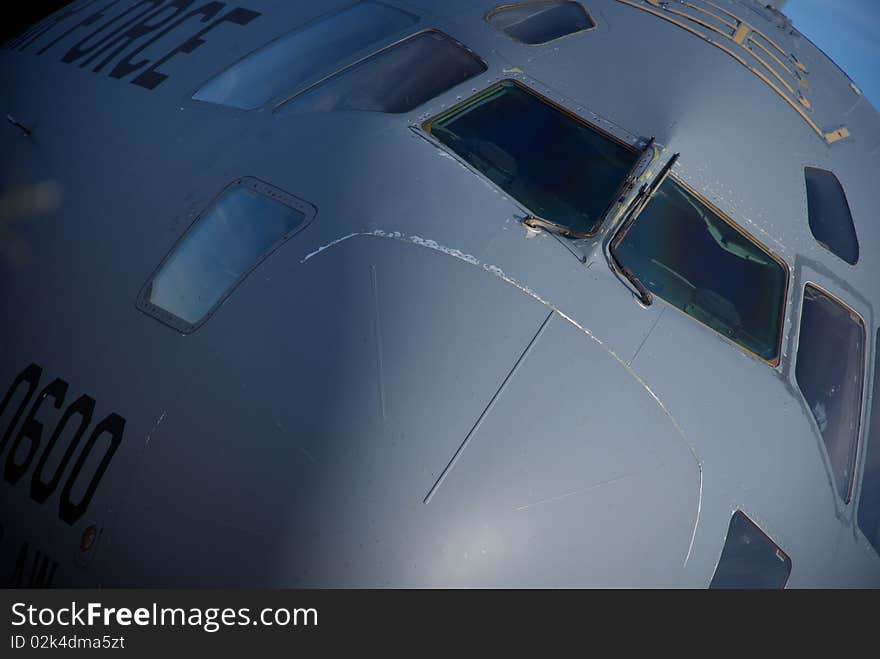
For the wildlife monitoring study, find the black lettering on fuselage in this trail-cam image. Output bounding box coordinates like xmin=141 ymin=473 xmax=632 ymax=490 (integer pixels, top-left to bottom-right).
xmin=4 ymin=378 xmax=68 ymax=485
xmin=0 ymin=364 xmax=126 ymax=526
xmin=132 ymin=4 xmax=259 ymax=89
xmin=89 ymin=1 xmax=191 ymax=73
xmin=108 ymin=0 xmax=196 ymax=79
xmin=0 ymin=364 xmax=42 ymax=456
xmin=7 ymin=543 xmax=58 ymax=588
xmin=5 ymin=0 xmax=261 ymax=90
xmin=62 ymin=0 xmax=164 ymax=66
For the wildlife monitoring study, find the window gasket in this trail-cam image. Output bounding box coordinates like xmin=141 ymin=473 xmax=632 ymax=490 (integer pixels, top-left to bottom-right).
xmin=136 ymin=177 xmax=317 ymax=334
xmin=272 ymin=28 xmax=488 ymax=114
xmin=607 ymin=172 xmax=791 ymax=367
xmin=855 ymin=327 xmax=880 ymax=557
xmin=709 ymin=510 xmax=792 ymax=589
xmin=795 ymin=281 xmax=867 ymax=505
xmin=188 ymin=1 xmax=422 ymax=111
xmin=420 ymin=78 xmax=641 ymax=240
xmin=484 ymin=1 xmax=599 ymax=46
xmin=803 ymin=166 xmax=860 ymax=266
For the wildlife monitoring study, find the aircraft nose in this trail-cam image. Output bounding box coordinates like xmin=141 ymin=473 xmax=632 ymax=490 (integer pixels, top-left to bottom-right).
xmin=415 ymin=312 xmax=702 ymax=587
xmin=100 ymin=232 xmax=561 ymax=585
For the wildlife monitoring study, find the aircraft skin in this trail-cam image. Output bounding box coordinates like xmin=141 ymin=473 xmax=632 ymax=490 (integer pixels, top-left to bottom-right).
xmin=0 ymin=0 xmax=878 ymax=587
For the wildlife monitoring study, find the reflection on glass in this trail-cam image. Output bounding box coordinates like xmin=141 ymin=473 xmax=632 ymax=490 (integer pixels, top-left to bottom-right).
xmin=858 ymin=330 xmax=880 ymax=555
xmin=795 ymin=285 xmax=865 ymax=503
xmin=193 ymin=1 xmax=418 ymax=110
xmin=487 ymin=1 xmax=595 ymax=44
xmin=710 ymin=511 xmax=791 ymax=589
xmin=148 ymin=184 xmax=307 ymax=326
xmin=612 ymin=179 xmax=787 ymax=361
xmin=804 ymin=167 xmax=859 ymax=265
xmin=426 ymin=80 xmax=638 ymax=235
xmin=274 ymin=30 xmax=486 ymax=115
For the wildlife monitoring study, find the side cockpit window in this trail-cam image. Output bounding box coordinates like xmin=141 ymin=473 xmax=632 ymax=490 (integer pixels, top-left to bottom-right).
xmin=192 ymin=1 xmax=419 ymax=110
xmin=795 ymin=285 xmax=865 ymax=503
xmin=424 ymin=80 xmax=640 ymax=236
xmin=610 ymin=178 xmax=788 ymax=364
xmin=274 ymin=30 xmax=487 ymax=115
xmin=138 ymin=178 xmax=315 ymax=332
xmin=710 ymin=511 xmax=791 ymax=589
xmin=486 ymin=1 xmax=596 ymax=45
xmin=804 ymin=167 xmax=859 ymax=265
xmin=858 ymin=330 xmax=880 ymax=555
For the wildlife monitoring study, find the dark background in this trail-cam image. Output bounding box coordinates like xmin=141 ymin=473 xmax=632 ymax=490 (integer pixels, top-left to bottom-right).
xmin=2 ymin=1 xmax=75 ymax=45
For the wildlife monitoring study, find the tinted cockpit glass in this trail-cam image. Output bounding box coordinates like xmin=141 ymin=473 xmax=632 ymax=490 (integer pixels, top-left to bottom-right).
xmin=804 ymin=167 xmax=859 ymax=265
xmin=486 ymin=1 xmax=595 ymax=44
xmin=192 ymin=1 xmax=419 ymax=110
xmin=142 ymin=179 xmax=314 ymax=331
xmin=425 ymin=80 xmax=639 ymax=236
xmin=795 ymin=285 xmax=865 ymax=503
xmin=710 ymin=511 xmax=791 ymax=589
xmin=274 ymin=30 xmax=486 ymax=115
xmin=858 ymin=330 xmax=880 ymax=555
xmin=612 ymin=179 xmax=787 ymax=362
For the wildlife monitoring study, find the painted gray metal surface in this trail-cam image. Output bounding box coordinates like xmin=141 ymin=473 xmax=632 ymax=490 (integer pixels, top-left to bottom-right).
xmin=0 ymin=0 xmax=878 ymax=586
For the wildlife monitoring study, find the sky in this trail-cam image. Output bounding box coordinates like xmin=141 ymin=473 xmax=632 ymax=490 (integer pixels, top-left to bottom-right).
xmin=773 ymin=0 xmax=880 ymax=109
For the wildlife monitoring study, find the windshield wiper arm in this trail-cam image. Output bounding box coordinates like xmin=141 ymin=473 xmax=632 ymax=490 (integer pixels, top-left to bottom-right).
xmin=522 ymin=214 xmax=583 ymax=237
xmin=609 ymin=152 xmax=680 ymax=306
xmin=621 ymin=137 xmax=656 ymax=199
xmin=596 ymin=137 xmax=656 ymax=224
xmin=621 ymin=151 xmax=679 ymax=229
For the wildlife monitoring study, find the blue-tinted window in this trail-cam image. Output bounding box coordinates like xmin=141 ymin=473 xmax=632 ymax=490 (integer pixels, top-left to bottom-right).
xmin=274 ymin=30 xmax=486 ymax=115
xmin=611 ymin=178 xmax=788 ymax=362
xmin=710 ymin=511 xmax=791 ymax=589
xmin=140 ymin=178 xmax=315 ymax=331
xmin=425 ymin=80 xmax=638 ymax=236
xmin=486 ymin=1 xmax=595 ymax=45
xmin=804 ymin=167 xmax=859 ymax=265
xmin=796 ymin=285 xmax=865 ymax=503
xmin=193 ymin=1 xmax=418 ymax=110
xmin=858 ymin=331 xmax=880 ymax=555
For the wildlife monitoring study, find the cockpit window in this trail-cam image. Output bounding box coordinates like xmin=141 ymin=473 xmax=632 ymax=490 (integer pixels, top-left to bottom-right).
xmin=610 ymin=178 xmax=788 ymax=363
xmin=804 ymin=167 xmax=859 ymax=265
xmin=139 ymin=178 xmax=315 ymax=332
xmin=192 ymin=1 xmax=418 ymax=110
xmin=710 ymin=511 xmax=791 ymax=589
xmin=273 ymin=30 xmax=486 ymax=115
xmin=486 ymin=1 xmax=596 ymax=45
xmin=858 ymin=330 xmax=880 ymax=555
xmin=424 ymin=80 xmax=639 ymax=236
xmin=795 ymin=284 xmax=865 ymax=503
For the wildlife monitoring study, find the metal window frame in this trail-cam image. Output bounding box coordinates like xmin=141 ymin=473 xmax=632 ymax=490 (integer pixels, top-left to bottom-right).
xmin=803 ymin=166 xmax=860 ymax=266
xmin=709 ymin=510 xmax=792 ymax=589
xmin=189 ymin=1 xmax=422 ymax=111
xmin=136 ymin=177 xmax=317 ymax=334
xmin=272 ymin=28 xmax=488 ymax=114
xmin=422 ymin=78 xmax=641 ymax=239
xmin=855 ymin=327 xmax=880 ymax=557
xmin=485 ymin=1 xmax=599 ymax=46
xmin=793 ymin=281 xmax=867 ymax=505
xmin=607 ymin=172 xmax=791 ymax=367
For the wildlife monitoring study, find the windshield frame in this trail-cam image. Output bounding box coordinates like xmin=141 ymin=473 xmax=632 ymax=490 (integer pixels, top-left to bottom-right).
xmin=795 ymin=281 xmax=867 ymax=504
xmin=607 ymin=172 xmax=790 ymax=367
xmin=421 ymin=79 xmax=642 ymax=239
